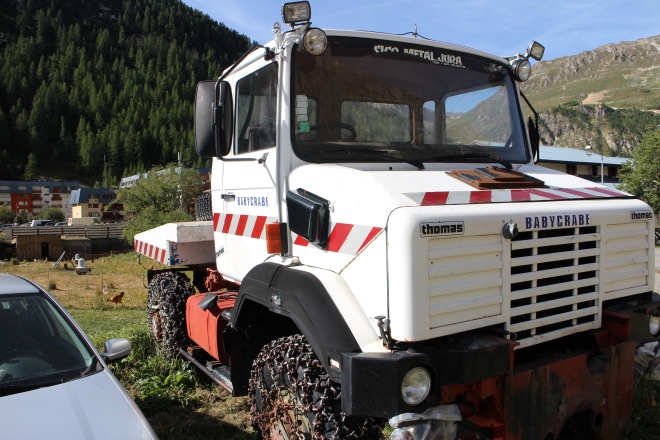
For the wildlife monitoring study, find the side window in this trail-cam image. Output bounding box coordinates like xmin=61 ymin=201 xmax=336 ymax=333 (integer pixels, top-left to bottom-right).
xmin=235 ymin=62 xmax=278 ymax=154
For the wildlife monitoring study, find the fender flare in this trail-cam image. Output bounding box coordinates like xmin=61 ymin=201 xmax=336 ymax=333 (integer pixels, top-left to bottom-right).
xmin=228 ymin=262 xmax=380 ymax=384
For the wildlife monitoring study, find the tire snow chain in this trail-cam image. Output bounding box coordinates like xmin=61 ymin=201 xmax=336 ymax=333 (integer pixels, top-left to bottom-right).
xmin=249 ymin=334 xmax=383 ymax=439
xmin=147 ymin=271 xmax=195 ymax=357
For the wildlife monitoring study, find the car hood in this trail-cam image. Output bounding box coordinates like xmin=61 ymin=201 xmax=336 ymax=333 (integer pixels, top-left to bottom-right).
xmin=0 ymin=369 xmax=157 ymax=440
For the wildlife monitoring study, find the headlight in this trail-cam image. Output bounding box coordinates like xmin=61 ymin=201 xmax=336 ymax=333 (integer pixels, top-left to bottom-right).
xmin=302 ymin=28 xmax=328 ymax=56
xmin=401 ymin=367 xmax=431 ymax=406
xmin=650 ymin=315 xmax=660 ymax=336
xmin=510 ymin=58 xmax=532 ymax=82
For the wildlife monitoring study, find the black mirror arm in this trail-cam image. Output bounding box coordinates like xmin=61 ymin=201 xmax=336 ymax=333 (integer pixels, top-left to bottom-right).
xmin=521 ymin=91 xmax=540 ymax=162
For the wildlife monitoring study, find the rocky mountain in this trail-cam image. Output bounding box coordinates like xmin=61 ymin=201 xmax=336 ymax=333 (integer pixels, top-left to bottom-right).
xmin=522 ymin=35 xmax=660 ymax=156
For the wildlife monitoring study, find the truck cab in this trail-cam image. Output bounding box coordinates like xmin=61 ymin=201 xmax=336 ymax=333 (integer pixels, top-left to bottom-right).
xmin=137 ymin=2 xmax=660 ymax=439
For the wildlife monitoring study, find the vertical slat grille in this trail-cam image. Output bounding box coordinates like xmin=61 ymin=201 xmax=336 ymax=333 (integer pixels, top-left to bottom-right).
xmin=428 ymin=235 xmax=503 ymax=328
xmin=509 ymin=226 xmax=600 ymax=348
xmin=604 ymin=222 xmax=650 ymax=297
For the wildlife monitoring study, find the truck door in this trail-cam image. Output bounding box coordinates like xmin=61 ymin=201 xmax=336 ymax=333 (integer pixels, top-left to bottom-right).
xmin=217 ymin=61 xmax=279 ymax=281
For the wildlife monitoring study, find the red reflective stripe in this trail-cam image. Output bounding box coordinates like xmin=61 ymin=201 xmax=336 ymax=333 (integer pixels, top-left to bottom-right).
xmin=357 ymin=227 xmax=383 ymax=253
xmin=213 ymin=213 xmax=220 ymax=231
xmin=589 ymin=187 xmax=624 ymax=197
xmin=327 ymin=223 xmax=353 ymax=253
xmin=511 ymin=190 xmax=532 ymax=201
xmin=222 ymin=214 xmax=233 ymax=233
xmin=421 ymin=192 xmax=449 ymax=206
xmin=557 ymin=188 xmax=597 ymax=198
xmin=294 ymin=235 xmax=309 ymax=246
xmin=251 ymin=216 xmax=267 ymax=238
xmin=148 ymin=244 xmax=153 ymax=257
xmin=160 ymin=248 xmax=166 ymax=263
xmin=469 ymin=191 xmax=492 ymax=203
xmin=529 ymin=189 xmax=565 ymax=200
xmin=235 ymin=215 xmax=248 ymax=236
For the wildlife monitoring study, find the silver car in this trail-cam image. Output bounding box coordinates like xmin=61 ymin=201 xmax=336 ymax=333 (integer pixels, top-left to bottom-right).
xmin=0 ymin=273 xmax=158 ymax=439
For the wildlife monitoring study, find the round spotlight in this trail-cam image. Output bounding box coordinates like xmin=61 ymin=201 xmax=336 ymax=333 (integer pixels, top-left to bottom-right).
xmin=650 ymin=315 xmax=660 ymax=336
xmin=303 ymin=28 xmax=328 ymax=56
xmin=510 ymin=58 xmax=532 ymax=82
xmin=401 ymin=367 xmax=432 ymax=406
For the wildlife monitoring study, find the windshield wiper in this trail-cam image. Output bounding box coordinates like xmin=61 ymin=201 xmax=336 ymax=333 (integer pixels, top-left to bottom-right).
xmin=429 ymin=153 xmax=512 ymax=170
xmin=0 ymin=376 xmax=65 ymax=397
xmin=316 ymin=148 xmax=425 ymax=170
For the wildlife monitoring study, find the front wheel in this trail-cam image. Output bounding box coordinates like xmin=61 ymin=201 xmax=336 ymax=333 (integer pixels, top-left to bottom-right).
xmin=249 ymin=334 xmax=383 ymax=439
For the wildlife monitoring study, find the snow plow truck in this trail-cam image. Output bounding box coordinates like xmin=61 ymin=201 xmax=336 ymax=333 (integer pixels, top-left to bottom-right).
xmin=134 ymin=2 xmax=660 ymax=439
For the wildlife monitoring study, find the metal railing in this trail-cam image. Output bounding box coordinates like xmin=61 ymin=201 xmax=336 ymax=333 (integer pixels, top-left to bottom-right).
xmin=3 ymin=225 xmax=125 ymax=239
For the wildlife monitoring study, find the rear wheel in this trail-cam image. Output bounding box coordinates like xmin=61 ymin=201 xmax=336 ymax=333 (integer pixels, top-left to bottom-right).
xmin=147 ymin=272 xmax=195 ymax=357
xmin=249 ymin=334 xmax=383 ymax=439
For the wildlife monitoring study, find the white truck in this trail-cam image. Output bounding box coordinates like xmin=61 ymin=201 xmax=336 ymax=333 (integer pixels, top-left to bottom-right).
xmin=134 ymin=3 xmax=660 ymax=439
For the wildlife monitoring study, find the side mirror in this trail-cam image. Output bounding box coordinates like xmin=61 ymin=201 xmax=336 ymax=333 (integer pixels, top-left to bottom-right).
xmin=195 ymin=80 xmax=233 ymax=158
xmin=286 ymin=189 xmax=330 ymax=248
xmin=528 ymin=116 xmax=540 ymax=163
xmin=101 ymin=338 xmax=132 ymax=363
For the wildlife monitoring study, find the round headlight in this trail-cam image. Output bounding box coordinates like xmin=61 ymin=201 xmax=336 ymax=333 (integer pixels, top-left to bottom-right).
xmin=511 ymin=58 xmax=532 ymax=82
xmin=650 ymin=315 xmax=660 ymax=336
xmin=401 ymin=367 xmax=431 ymax=406
xmin=303 ymin=28 xmax=328 ymax=56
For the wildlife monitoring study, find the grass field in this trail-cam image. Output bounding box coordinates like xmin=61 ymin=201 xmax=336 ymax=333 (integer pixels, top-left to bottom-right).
xmin=2 ymin=252 xmax=660 ymax=439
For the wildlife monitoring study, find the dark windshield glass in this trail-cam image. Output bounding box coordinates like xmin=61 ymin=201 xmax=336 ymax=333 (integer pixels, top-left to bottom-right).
xmin=291 ymin=36 xmax=528 ymax=166
xmin=0 ymin=294 xmax=100 ymax=396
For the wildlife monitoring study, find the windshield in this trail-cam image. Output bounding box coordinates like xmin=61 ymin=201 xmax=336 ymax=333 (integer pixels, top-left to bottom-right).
xmin=291 ymin=36 xmax=529 ymax=166
xmin=0 ymin=294 xmax=101 ymax=396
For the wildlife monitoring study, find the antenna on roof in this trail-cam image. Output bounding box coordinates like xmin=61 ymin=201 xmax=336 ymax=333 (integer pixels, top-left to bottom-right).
xmin=413 ymin=0 xmax=418 ymax=38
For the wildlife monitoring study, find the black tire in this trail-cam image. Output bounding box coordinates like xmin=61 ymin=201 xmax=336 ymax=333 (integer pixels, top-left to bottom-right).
xmin=147 ymin=272 xmax=195 ymax=357
xmin=195 ymin=192 xmax=212 ymax=221
xmin=249 ymin=334 xmax=383 ymax=440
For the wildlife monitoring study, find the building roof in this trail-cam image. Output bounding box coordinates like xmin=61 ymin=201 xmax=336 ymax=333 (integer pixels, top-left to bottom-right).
xmin=539 ymin=145 xmax=630 ymax=166
xmin=0 ymin=180 xmax=80 ymax=193
xmin=69 ymin=188 xmax=116 ymax=204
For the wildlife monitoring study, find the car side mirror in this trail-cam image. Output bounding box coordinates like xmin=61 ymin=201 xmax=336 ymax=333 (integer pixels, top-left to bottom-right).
xmin=101 ymin=338 xmax=132 ymax=363
xmin=195 ymin=80 xmax=233 ymax=158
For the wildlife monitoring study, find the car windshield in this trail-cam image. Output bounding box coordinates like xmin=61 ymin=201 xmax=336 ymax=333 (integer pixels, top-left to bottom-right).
xmin=0 ymin=293 xmax=101 ymax=396
xmin=291 ymin=36 xmax=528 ymax=167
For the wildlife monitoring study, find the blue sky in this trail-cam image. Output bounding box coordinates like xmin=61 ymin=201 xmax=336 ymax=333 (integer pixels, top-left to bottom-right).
xmin=181 ymin=0 xmax=659 ymax=61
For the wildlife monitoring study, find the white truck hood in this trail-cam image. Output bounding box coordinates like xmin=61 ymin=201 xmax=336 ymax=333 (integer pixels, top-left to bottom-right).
xmin=287 ymin=163 xmax=631 ymax=263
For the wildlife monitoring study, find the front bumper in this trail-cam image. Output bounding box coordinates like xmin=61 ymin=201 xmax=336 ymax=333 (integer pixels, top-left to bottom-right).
xmin=341 ymin=334 xmax=514 ymax=418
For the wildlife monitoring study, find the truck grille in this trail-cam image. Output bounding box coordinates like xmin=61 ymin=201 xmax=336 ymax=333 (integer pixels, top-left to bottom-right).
xmin=427 ymin=220 xmax=652 ymax=349
xmin=510 ymin=226 xmax=600 ymax=348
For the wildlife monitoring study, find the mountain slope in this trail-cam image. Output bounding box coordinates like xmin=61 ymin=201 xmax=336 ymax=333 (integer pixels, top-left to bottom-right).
xmin=521 ymin=35 xmax=660 ymax=155
xmin=523 ymin=35 xmax=660 ymax=111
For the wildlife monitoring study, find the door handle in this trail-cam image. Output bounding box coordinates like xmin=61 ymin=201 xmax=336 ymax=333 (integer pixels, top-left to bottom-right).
xmin=221 ymin=194 xmax=235 ymax=201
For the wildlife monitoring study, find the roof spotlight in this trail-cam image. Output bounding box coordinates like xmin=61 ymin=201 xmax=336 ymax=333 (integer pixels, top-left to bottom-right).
xmin=282 ymin=1 xmax=311 ymax=24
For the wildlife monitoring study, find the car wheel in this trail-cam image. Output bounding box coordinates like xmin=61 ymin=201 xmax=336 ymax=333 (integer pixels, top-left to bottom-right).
xmin=147 ymin=272 xmax=195 ymax=357
xmin=249 ymin=334 xmax=383 ymax=440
